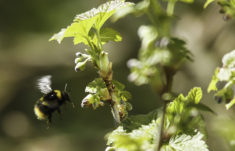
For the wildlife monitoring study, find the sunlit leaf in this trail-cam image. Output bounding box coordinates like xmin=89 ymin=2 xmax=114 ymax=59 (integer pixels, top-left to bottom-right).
xmin=49 ymin=28 xmax=66 ymax=44
xmin=186 ymin=87 xmax=202 ymax=104
xmin=50 ymin=0 xmax=133 ymax=45
xmin=106 ymin=119 xmax=161 ymax=151
xmin=207 ymin=68 xmax=219 ymax=92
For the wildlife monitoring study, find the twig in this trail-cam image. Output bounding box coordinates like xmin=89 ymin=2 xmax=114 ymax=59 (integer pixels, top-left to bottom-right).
xmin=155 ymin=67 xmax=175 ymax=151
xmin=101 ymin=71 xmax=121 ymax=124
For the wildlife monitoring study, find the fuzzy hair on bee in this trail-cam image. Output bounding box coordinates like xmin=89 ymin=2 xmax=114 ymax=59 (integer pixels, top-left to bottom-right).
xmin=34 ymin=75 xmax=73 ymax=123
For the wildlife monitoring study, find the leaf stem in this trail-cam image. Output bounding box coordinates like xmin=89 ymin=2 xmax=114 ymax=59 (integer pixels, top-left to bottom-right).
xmin=95 ymin=28 xmax=103 ymax=51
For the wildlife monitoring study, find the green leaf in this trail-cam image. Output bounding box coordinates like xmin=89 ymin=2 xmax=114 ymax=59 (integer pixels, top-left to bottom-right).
xmin=204 ymin=0 xmax=215 ymax=8
xmin=226 ymin=96 xmax=235 ymax=110
xmin=50 ymin=0 xmax=133 ymax=45
xmin=186 ymin=87 xmax=202 ymax=104
xmin=167 ymin=94 xmax=185 ymax=114
xmin=49 ymin=28 xmax=66 ymax=44
xmin=89 ymin=27 xmax=122 ymax=45
xmin=181 ymin=0 xmax=194 ymax=3
xmin=85 ymin=78 xmax=106 ymax=93
xmin=216 ymin=0 xmax=235 ymax=20
xmin=207 ymin=68 xmax=219 ymax=92
xmin=106 ymin=119 xmax=161 ymax=151
xmin=166 ymin=87 xmax=207 ymax=136
xmin=106 ymin=114 xmax=208 ymax=151
xmin=100 ymin=28 xmax=122 ymax=43
xmin=121 ymin=109 xmax=160 ymax=132
xmin=164 ymin=132 xmax=209 ymax=151
xmin=112 ymin=0 xmax=149 ymax=22
xmin=164 ymin=0 xmax=194 ymax=3
xmin=85 ymin=78 xmax=110 ymax=101
xmin=81 ymin=94 xmax=104 ymax=109
xmin=73 ymin=0 xmax=134 ymax=31
xmin=113 ymin=80 xmax=125 ymax=90
xmin=189 ymin=103 xmax=216 ymax=115
xmin=120 ymin=91 xmax=132 ymax=101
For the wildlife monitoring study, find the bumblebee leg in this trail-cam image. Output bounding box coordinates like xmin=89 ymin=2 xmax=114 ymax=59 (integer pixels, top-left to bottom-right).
xmin=46 ymin=114 xmax=52 ymax=129
xmin=71 ymin=101 xmax=75 ymax=108
xmin=48 ymin=113 xmax=52 ymax=123
xmin=57 ymin=108 xmax=63 ymax=120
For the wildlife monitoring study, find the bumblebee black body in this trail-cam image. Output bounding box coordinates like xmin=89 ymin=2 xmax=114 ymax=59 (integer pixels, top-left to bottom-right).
xmin=34 ymin=90 xmax=71 ymax=123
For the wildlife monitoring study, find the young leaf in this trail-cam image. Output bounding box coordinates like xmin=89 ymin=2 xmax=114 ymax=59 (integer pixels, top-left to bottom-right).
xmin=106 ymin=119 xmax=161 ymax=151
xmin=166 ymin=87 xmax=208 ymax=135
xmin=165 ymin=132 xmax=209 ymax=151
xmin=85 ymin=78 xmax=107 ymax=94
xmin=113 ymin=80 xmax=125 ymax=90
xmin=204 ymin=0 xmax=215 ymax=8
xmin=225 ymin=96 xmax=235 ymax=110
xmin=207 ymin=68 xmax=219 ymax=92
xmin=81 ymin=94 xmax=104 ymax=109
xmin=186 ymin=87 xmax=202 ymax=104
xmin=85 ymin=78 xmax=110 ymax=101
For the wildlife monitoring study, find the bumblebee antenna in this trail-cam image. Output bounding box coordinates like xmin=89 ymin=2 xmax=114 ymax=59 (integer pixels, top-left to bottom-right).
xmin=64 ymin=83 xmax=68 ymax=92
xmin=64 ymin=83 xmax=75 ymax=108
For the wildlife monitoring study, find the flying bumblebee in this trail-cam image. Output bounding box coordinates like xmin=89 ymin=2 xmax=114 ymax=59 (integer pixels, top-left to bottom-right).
xmin=34 ymin=75 xmax=73 ymax=123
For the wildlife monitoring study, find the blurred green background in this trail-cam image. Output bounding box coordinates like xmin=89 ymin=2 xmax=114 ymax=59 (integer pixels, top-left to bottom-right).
xmin=0 ymin=0 xmax=235 ymax=150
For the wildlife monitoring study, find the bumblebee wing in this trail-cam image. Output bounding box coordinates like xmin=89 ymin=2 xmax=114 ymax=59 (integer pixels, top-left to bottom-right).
xmin=37 ymin=75 xmax=52 ymax=94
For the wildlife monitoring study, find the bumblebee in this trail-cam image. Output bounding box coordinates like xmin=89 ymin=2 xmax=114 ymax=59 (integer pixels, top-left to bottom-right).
xmin=34 ymin=75 xmax=72 ymax=123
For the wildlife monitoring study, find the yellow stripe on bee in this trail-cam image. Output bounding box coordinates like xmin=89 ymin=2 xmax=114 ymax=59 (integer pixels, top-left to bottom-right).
xmin=54 ymin=90 xmax=62 ymax=100
xmin=34 ymin=105 xmax=47 ymax=120
xmin=42 ymin=101 xmax=49 ymax=106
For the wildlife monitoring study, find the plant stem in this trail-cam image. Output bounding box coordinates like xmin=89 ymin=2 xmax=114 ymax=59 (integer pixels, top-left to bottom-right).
xmin=156 ymin=101 xmax=167 ymax=151
xmin=156 ymin=67 xmax=175 ymax=151
xmin=101 ymin=71 xmax=121 ymax=124
xmin=167 ymin=0 xmax=176 ymax=16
